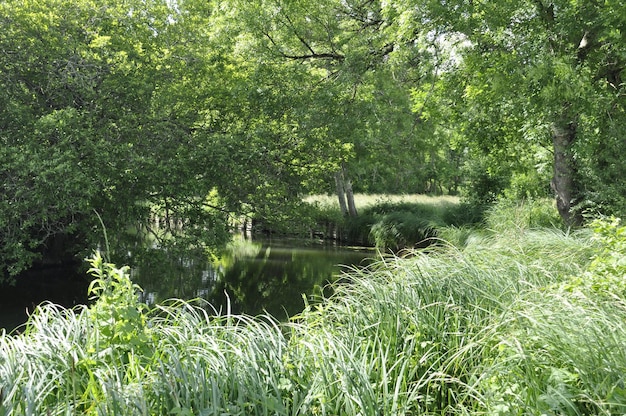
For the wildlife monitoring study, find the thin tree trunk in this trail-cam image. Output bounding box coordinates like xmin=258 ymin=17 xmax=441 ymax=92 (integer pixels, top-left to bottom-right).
xmin=551 ymin=119 xmax=582 ymax=226
xmin=335 ymin=170 xmax=349 ymax=216
xmin=343 ymin=163 xmax=358 ymax=217
xmin=335 ymin=165 xmax=358 ymax=217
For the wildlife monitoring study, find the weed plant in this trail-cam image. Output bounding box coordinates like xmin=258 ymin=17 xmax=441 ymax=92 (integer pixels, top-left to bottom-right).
xmin=2 ymin=217 xmax=626 ymax=415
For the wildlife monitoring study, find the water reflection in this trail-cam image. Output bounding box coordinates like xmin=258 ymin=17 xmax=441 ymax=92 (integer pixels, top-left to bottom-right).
xmin=133 ymin=237 xmax=375 ymax=319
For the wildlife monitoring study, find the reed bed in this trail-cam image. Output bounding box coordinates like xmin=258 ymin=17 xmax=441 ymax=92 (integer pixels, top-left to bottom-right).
xmin=1 ymin=218 xmax=625 ymax=415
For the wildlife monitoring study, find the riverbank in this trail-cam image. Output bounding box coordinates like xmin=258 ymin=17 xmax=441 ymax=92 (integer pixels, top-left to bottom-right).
xmin=250 ymin=193 xmax=474 ymax=249
xmin=2 ymin=203 xmax=625 ymax=414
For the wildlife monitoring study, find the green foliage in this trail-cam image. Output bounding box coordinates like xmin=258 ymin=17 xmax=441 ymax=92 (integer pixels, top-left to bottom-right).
xmin=339 ymin=201 xmax=422 ymax=248
xmin=3 ymin=0 xmax=626 ymax=278
xmin=505 ymin=171 xmax=552 ymax=200
xmin=562 ymin=217 xmax=626 ymax=298
xmin=460 ymin=153 xmax=511 ymax=206
xmin=361 ymin=200 xmax=476 ymax=250
xmin=472 ymin=220 xmax=626 ymax=415
xmin=368 ymin=211 xmax=437 ymax=250
xmin=297 ymin=199 xmax=346 ymax=239
xmin=300 ymin=194 xmax=469 ymax=247
xmin=1 ymin=0 xmax=350 ymax=278
xmin=485 ymin=198 xmax=564 ymax=232
xmin=479 ymin=290 xmax=626 ymax=415
xmin=588 ymin=218 xmax=626 ymax=280
xmin=227 ymin=0 xmax=462 ymax=197
xmin=0 ymin=253 xmax=157 ymax=414
xmin=86 ymin=252 xmax=152 ymax=360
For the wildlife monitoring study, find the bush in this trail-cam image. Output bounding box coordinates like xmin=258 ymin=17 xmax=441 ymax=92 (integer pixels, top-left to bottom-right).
xmin=342 ymin=200 xmax=471 ymax=249
xmin=343 ymin=211 xmax=376 ymax=245
xmin=561 ymin=217 xmax=626 ymax=298
xmin=440 ymin=200 xmax=486 ymax=225
xmin=86 ymin=252 xmax=152 ymax=360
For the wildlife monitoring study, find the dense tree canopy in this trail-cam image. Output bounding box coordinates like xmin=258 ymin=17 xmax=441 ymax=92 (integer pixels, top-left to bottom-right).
xmin=1 ymin=0 xmax=625 ymax=278
xmin=0 ymin=0 xmax=346 ymax=278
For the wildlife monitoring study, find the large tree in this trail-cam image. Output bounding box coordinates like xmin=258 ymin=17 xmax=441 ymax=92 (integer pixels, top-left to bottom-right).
xmin=383 ymin=0 xmax=626 ymax=224
xmin=224 ymin=0 xmax=463 ymax=212
xmin=0 ymin=0 xmax=179 ymax=276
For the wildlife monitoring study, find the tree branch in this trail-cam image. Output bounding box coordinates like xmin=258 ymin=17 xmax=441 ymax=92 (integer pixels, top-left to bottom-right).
xmin=264 ymin=31 xmax=344 ymax=61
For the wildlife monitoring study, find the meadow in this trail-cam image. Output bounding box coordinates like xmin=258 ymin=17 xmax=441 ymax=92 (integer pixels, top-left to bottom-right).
xmin=2 ymin=198 xmax=626 ymax=415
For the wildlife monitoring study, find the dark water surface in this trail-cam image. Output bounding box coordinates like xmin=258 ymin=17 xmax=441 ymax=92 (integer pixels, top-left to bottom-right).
xmin=132 ymin=237 xmax=375 ymax=319
xmin=0 ymin=264 xmax=89 ymax=333
xmin=0 ymin=237 xmax=375 ymax=331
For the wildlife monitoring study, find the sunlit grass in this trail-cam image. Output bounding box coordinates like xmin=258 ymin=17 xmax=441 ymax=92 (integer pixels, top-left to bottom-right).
xmin=304 ymin=193 xmax=460 ymax=210
xmin=304 ymin=193 xmax=466 ymax=249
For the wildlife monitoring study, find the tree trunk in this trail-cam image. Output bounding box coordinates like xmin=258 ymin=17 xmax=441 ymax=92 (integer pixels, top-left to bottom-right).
xmin=335 ymin=164 xmax=358 ymax=217
xmin=551 ymin=119 xmax=582 ymax=226
xmin=335 ymin=170 xmax=349 ymax=216
xmin=343 ymin=164 xmax=358 ymax=217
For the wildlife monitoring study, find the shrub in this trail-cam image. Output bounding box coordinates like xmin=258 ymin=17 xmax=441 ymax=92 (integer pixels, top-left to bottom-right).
xmin=86 ymin=252 xmax=153 ymax=361
xmin=562 ymin=217 xmax=626 ymax=298
xmin=343 ymin=211 xmax=376 ymax=245
xmin=440 ymin=200 xmax=486 ymax=225
xmin=344 ymin=200 xmax=467 ymax=249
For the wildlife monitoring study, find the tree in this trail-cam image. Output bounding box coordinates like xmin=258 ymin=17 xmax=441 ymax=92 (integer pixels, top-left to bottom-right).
xmin=223 ymin=0 xmax=465 ymax=216
xmin=384 ymin=0 xmax=626 ymax=224
xmin=0 ymin=0 xmax=230 ymax=278
xmin=0 ymin=0 xmax=355 ymax=278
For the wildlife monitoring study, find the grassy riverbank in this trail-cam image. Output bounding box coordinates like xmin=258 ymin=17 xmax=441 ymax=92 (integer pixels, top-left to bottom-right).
xmin=2 ymin=204 xmax=626 ymax=414
xmin=303 ymin=194 xmax=560 ymax=250
xmin=303 ymin=193 xmax=470 ymax=248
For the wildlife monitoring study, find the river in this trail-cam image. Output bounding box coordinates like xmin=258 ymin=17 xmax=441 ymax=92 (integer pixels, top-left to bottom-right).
xmin=0 ymin=236 xmax=375 ymax=331
xmin=132 ymin=236 xmax=375 ymax=319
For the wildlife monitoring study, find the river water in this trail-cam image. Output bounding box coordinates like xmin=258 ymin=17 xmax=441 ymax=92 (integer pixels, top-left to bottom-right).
xmin=0 ymin=237 xmax=375 ymax=331
xmin=132 ymin=236 xmax=375 ymax=319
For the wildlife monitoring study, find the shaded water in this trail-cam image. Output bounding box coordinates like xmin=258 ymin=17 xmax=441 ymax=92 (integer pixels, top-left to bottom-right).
xmin=0 ymin=237 xmax=374 ymax=331
xmin=132 ymin=237 xmax=375 ymax=319
xmin=0 ymin=265 xmax=89 ymax=332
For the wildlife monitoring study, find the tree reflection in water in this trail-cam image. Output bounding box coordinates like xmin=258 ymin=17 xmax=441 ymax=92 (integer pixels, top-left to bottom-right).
xmin=133 ymin=236 xmax=374 ymax=319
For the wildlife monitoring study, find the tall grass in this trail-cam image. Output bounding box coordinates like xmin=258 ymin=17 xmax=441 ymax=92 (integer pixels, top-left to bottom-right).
xmin=2 ymin=215 xmax=626 ymax=414
xmin=305 ymin=193 xmax=467 ymax=249
xmin=484 ymin=197 xmax=564 ymax=232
